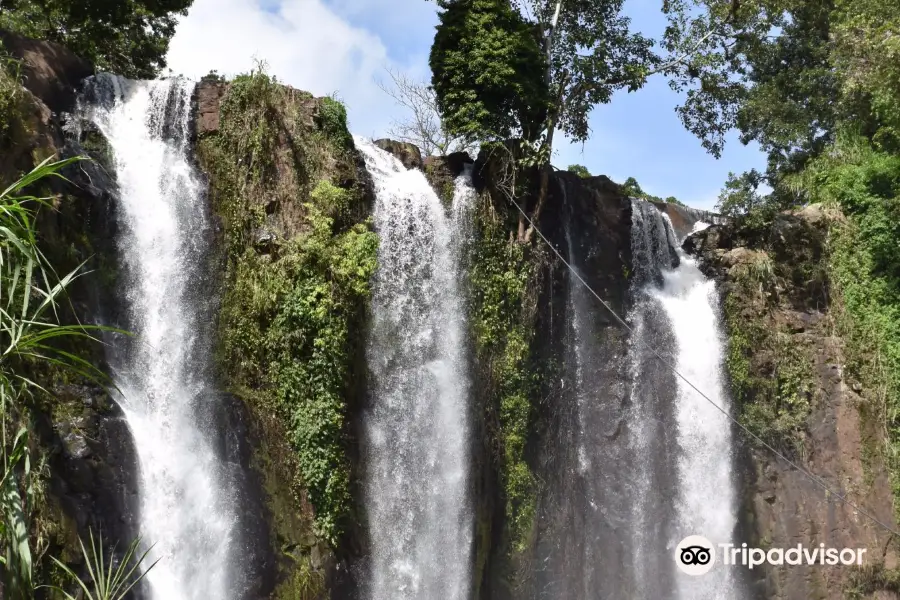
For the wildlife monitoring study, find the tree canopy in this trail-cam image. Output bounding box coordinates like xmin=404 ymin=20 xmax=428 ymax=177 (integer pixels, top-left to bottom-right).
xmin=430 ymin=0 xmax=549 ymax=144
xmin=430 ymin=0 xmax=660 ymax=242
xmin=567 ymin=164 xmax=592 ymax=177
xmin=664 ymin=0 xmax=900 ymax=213
xmin=430 ymin=0 xmax=656 ymax=151
xmin=0 ymin=0 xmax=192 ymax=78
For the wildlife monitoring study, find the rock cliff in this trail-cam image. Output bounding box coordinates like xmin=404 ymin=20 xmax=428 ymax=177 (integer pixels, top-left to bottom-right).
xmin=688 ymin=208 xmax=900 ymax=600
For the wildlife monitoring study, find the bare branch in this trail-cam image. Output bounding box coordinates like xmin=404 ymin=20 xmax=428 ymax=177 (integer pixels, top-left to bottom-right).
xmin=376 ymin=67 xmax=476 ymax=157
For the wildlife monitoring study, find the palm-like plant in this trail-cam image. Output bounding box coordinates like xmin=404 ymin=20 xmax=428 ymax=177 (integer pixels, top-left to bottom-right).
xmin=0 ymin=156 xmax=128 ymax=598
xmin=49 ymin=532 xmax=158 ymax=600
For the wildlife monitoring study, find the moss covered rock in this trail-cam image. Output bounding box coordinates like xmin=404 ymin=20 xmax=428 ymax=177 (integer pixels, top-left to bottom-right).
xmin=195 ymin=71 xmax=376 ymax=596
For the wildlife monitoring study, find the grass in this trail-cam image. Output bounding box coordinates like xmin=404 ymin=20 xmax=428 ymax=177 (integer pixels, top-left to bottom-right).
xmin=0 ymin=157 xmax=124 ymax=598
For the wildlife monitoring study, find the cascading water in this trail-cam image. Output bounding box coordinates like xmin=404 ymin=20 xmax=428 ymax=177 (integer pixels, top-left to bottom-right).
xmin=77 ymin=75 xmax=238 ymax=600
xmin=653 ymin=218 xmax=740 ymax=599
xmin=543 ymin=197 xmax=740 ymax=599
xmin=624 ymin=199 xmax=681 ymax=598
xmin=631 ymin=199 xmax=740 ymax=599
xmin=356 ymin=138 xmax=474 ymax=600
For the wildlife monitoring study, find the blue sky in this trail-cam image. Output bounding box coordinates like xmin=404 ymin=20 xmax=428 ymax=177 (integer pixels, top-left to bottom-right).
xmin=167 ymin=0 xmax=767 ymax=210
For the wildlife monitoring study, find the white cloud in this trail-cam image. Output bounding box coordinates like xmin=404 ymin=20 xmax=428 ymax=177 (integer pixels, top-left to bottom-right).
xmin=166 ymin=0 xmax=431 ymax=138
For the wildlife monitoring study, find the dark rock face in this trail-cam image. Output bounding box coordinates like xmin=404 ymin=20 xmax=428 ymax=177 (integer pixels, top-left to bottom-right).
xmin=0 ymin=29 xmax=93 ymax=113
xmin=423 ymin=151 xmax=474 ymax=204
xmin=424 ymin=151 xmax=473 ymax=178
xmin=373 ymin=138 xmax=423 ymax=170
xmin=687 ymin=208 xmax=900 ymax=600
xmin=195 ymin=392 xmax=278 ymax=598
xmin=530 ymin=171 xmax=635 ymax=600
xmin=44 ymin=385 xmax=140 ymax=543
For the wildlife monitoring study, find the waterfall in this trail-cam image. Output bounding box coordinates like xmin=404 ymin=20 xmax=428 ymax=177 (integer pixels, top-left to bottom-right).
xmin=544 ymin=197 xmax=740 ymax=599
xmin=355 ymin=138 xmax=474 ymax=600
xmin=631 ymin=199 xmax=740 ymax=599
xmin=652 ymin=223 xmax=740 ymax=599
xmin=624 ymin=199 xmax=681 ymax=598
xmin=77 ymin=75 xmax=238 ymax=600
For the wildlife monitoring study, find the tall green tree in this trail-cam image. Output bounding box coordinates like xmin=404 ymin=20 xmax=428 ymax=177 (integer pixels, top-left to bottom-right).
xmin=664 ymin=0 xmax=844 ymax=178
xmin=664 ymin=0 xmax=900 ymax=212
xmin=0 ymin=0 xmax=192 ymax=78
xmin=430 ymin=0 xmax=549 ymax=144
xmin=431 ymin=0 xmax=658 ymax=241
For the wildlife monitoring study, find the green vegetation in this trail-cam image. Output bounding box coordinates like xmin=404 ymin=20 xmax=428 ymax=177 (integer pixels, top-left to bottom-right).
xmin=566 ymin=164 xmax=591 ymax=178
xmin=197 ymin=68 xmax=377 ymax=548
xmin=0 ymin=0 xmax=192 ymax=78
xmin=845 ymin=564 xmax=900 ymax=599
xmin=0 ymin=49 xmax=27 ymax=155
xmin=49 ymin=532 xmax=156 ymax=600
xmin=468 ymin=192 xmax=546 ymax=570
xmin=0 ymin=157 xmax=125 ymax=598
xmin=723 ymin=287 xmax=815 ymax=456
xmin=430 ymin=0 xmax=656 ymax=242
xmin=430 ymin=0 xmax=548 ymax=144
xmin=618 ymin=176 xmax=683 ymax=205
xmin=787 ymin=140 xmax=900 ymax=506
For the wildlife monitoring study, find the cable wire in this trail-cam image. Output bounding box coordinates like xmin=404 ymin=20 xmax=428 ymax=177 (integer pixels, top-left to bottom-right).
xmin=508 ymin=193 xmax=900 ymax=539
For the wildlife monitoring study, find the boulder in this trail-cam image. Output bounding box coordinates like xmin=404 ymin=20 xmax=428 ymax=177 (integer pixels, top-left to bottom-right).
xmin=423 ymin=151 xmax=473 ymax=179
xmin=196 ymin=81 xmax=227 ymax=135
xmin=0 ymin=29 xmax=93 ymax=113
xmin=373 ymin=139 xmax=423 ymax=170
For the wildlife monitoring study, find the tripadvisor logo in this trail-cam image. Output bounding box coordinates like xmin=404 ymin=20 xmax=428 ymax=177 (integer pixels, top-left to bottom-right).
xmin=675 ymin=535 xmax=716 ymax=576
xmin=675 ymin=535 xmax=868 ymax=576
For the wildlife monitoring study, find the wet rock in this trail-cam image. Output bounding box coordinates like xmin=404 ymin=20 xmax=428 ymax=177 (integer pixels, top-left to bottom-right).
xmin=58 ymin=420 xmax=91 ymax=460
xmin=422 ymin=151 xmax=474 ymax=205
xmin=253 ymin=227 xmax=278 ymax=252
xmin=195 ymin=392 xmax=277 ymax=599
xmin=423 ymin=151 xmax=473 ymax=179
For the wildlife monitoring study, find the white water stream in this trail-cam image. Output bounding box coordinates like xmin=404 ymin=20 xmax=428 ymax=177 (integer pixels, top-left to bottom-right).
xmin=356 ymin=138 xmax=474 ymax=600
xmin=80 ymin=75 xmax=237 ymax=600
xmin=654 ymin=227 xmax=740 ymax=600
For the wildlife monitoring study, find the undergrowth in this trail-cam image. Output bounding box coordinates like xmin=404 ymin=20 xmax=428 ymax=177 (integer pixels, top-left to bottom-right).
xmin=197 ymin=68 xmax=377 ymax=548
xmin=791 ymin=137 xmax=900 ymax=513
xmin=844 ymin=563 xmax=900 ymax=599
xmin=0 ymin=45 xmax=26 ymax=155
xmin=468 ymin=193 xmax=544 ymax=562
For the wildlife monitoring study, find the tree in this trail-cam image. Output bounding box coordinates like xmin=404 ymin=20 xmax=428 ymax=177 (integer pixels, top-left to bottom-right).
xmin=567 ymin=164 xmax=591 ymax=177
xmin=430 ymin=0 xmax=549 ymax=145
xmin=716 ymin=169 xmax=770 ymax=219
xmin=620 ymin=176 xmax=643 ymax=197
xmin=663 ymin=0 xmax=841 ymax=179
xmin=431 ymin=0 xmax=660 ymax=241
xmin=514 ymin=0 xmax=656 ymax=145
xmin=0 ymin=0 xmax=193 ymax=78
xmin=377 ymin=67 xmax=474 ymax=157
xmin=664 ymin=0 xmax=900 ymax=214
